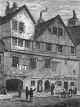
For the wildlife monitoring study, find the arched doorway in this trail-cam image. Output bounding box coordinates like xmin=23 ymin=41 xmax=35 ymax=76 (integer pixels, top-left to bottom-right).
xmin=45 ymin=80 xmax=50 ymax=92
xmin=6 ymin=79 xmax=23 ymax=91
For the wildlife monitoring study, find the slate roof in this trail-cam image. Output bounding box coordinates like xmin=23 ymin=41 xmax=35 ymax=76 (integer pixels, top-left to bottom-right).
xmin=34 ymin=15 xmax=72 ymax=42
xmin=67 ymin=26 xmax=80 ymax=46
xmin=0 ymin=5 xmax=36 ymax=25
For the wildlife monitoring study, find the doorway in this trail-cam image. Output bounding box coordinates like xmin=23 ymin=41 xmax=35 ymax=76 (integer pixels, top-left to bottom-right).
xmin=45 ymin=80 xmax=50 ymax=92
xmin=6 ymin=79 xmax=23 ymax=91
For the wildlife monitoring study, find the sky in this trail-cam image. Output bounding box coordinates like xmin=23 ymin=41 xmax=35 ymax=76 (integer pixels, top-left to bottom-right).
xmin=0 ymin=0 xmax=80 ymax=24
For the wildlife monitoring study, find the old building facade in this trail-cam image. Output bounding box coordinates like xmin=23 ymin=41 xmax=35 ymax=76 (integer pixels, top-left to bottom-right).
xmin=0 ymin=2 xmax=80 ymax=93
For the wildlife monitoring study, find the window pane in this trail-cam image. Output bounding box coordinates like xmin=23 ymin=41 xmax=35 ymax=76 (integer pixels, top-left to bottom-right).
xmin=53 ymin=27 xmax=57 ymax=34
xmin=35 ymin=42 xmax=40 ymax=49
xmin=31 ymin=80 xmax=35 ymax=86
xmin=25 ymin=40 xmax=30 ymax=48
xmin=0 ymin=55 xmax=1 ymax=64
xmin=19 ymin=22 xmax=25 ymax=33
xmin=12 ymin=56 xmax=19 ymax=67
xmin=30 ymin=58 xmax=36 ymax=69
xmin=45 ymin=59 xmax=50 ymax=68
xmin=58 ymin=28 xmax=63 ymax=36
xmin=71 ymin=46 xmax=75 ymax=54
xmin=46 ymin=43 xmax=52 ymax=51
xmin=18 ymin=39 xmax=23 ymax=47
xmin=12 ymin=19 xmax=17 ymax=31
xmin=57 ymin=45 xmax=63 ymax=52
xmin=70 ymin=82 xmax=74 ymax=86
xmin=56 ymin=81 xmax=62 ymax=86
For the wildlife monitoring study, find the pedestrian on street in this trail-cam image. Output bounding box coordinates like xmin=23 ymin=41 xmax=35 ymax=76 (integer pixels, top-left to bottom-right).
xmin=51 ymin=83 xmax=55 ymax=95
xmin=26 ymin=86 xmax=29 ymax=101
xmin=29 ymin=87 xmax=36 ymax=102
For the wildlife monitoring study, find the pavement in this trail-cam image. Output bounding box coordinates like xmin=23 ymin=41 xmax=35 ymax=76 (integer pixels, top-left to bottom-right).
xmin=0 ymin=92 xmax=80 ymax=107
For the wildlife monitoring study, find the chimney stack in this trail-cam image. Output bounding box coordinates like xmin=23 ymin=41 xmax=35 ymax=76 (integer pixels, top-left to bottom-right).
xmin=37 ymin=8 xmax=47 ymax=24
xmin=5 ymin=1 xmax=18 ymax=16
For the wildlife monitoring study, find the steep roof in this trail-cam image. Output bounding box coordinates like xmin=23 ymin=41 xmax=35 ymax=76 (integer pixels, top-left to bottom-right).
xmin=0 ymin=5 xmax=36 ymax=25
xmin=67 ymin=26 xmax=80 ymax=46
xmin=34 ymin=15 xmax=72 ymax=42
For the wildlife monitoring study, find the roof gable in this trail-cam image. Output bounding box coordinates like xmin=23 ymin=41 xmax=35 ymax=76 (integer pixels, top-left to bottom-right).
xmin=34 ymin=15 xmax=72 ymax=42
xmin=67 ymin=26 xmax=80 ymax=46
xmin=0 ymin=5 xmax=36 ymax=25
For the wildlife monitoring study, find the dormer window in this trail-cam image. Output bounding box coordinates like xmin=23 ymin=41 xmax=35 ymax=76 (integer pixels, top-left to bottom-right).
xmin=12 ymin=19 xmax=18 ymax=31
xmin=53 ymin=26 xmax=57 ymax=34
xmin=19 ymin=22 xmax=25 ymax=33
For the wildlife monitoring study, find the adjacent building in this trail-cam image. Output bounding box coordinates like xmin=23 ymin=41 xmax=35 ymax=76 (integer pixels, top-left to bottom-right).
xmin=0 ymin=2 xmax=80 ymax=93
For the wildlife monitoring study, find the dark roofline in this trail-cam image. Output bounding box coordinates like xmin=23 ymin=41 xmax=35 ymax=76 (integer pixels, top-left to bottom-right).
xmin=34 ymin=15 xmax=75 ymax=46
xmin=0 ymin=5 xmax=36 ymax=25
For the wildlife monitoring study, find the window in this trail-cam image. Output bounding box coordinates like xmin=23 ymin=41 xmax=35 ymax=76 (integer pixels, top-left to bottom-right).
xmin=70 ymin=82 xmax=74 ymax=86
xmin=58 ymin=28 xmax=63 ymax=36
xmin=31 ymin=80 xmax=35 ymax=86
xmin=12 ymin=38 xmax=17 ymax=46
xmin=12 ymin=19 xmax=18 ymax=31
xmin=56 ymin=81 xmax=62 ymax=86
xmin=18 ymin=39 xmax=23 ymax=47
xmin=12 ymin=56 xmax=19 ymax=67
xmin=57 ymin=45 xmax=63 ymax=52
xmin=35 ymin=41 xmax=40 ymax=49
xmin=46 ymin=43 xmax=52 ymax=51
xmin=25 ymin=40 xmax=30 ymax=48
xmin=45 ymin=59 xmax=50 ymax=68
xmin=71 ymin=46 xmax=75 ymax=54
xmin=0 ymin=55 xmax=1 ymax=64
xmin=19 ymin=22 xmax=25 ymax=33
xmin=30 ymin=57 xmax=36 ymax=69
xmin=53 ymin=26 xmax=57 ymax=34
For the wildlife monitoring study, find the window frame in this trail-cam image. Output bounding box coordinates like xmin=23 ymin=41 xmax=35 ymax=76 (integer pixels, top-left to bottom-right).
xmin=31 ymin=80 xmax=35 ymax=86
xmin=30 ymin=57 xmax=37 ymax=69
xmin=57 ymin=44 xmax=63 ymax=53
xmin=35 ymin=41 xmax=40 ymax=49
xmin=46 ymin=43 xmax=52 ymax=51
xmin=25 ymin=40 xmax=31 ymax=48
xmin=19 ymin=22 xmax=25 ymax=33
xmin=71 ymin=46 xmax=75 ymax=54
xmin=18 ymin=38 xmax=23 ymax=47
xmin=58 ymin=27 xmax=63 ymax=36
xmin=12 ymin=56 xmax=19 ymax=67
xmin=45 ymin=58 xmax=51 ymax=68
xmin=12 ymin=19 xmax=18 ymax=31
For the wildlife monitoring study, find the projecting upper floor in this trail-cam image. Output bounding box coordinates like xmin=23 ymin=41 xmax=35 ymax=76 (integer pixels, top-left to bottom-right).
xmin=0 ymin=3 xmax=77 ymax=57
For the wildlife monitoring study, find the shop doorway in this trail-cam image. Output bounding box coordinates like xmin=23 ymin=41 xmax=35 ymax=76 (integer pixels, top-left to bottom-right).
xmin=64 ymin=81 xmax=68 ymax=90
xmin=37 ymin=80 xmax=43 ymax=92
xmin=45 ymin=80 xmax=50 ymax=92
xmin=6 ymin=79 xmax=23 ymax=91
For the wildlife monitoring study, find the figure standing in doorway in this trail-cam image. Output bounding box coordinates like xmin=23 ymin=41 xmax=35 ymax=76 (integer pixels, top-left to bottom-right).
xmin=26 ymin=86 xmax=29 ymax=101
xmin=51 ymin=83 xmax=55 ymax=95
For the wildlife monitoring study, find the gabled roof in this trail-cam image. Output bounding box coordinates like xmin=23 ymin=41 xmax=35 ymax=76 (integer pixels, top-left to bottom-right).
xmin=0 ymin=5 xmax=36 ymax=25
xmin=67 ymin=26 xmax=80 ymax=46
xmin=34 ymin=15 xmax=72 ymax=43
